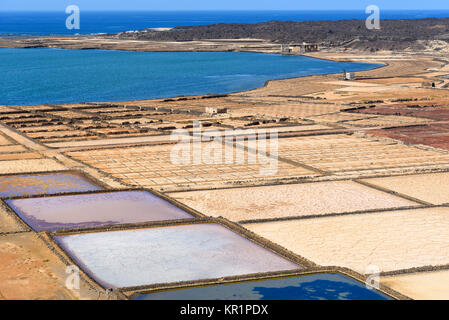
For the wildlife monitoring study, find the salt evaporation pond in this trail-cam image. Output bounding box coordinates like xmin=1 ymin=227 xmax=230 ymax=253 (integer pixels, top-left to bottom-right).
xmin=54 ymin=223 xmax=300 ymax=289
xmin=0 ymin=172 xmax=102 ymax=197
xmin=134 ymin=272 xmax=391 ymax=300
xmin=6 ymin=190 xmax=193 ymax=231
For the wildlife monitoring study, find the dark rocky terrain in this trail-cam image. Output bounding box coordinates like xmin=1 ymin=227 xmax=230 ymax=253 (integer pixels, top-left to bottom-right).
xmin=115 ymin=18 xmax=449 ymax=51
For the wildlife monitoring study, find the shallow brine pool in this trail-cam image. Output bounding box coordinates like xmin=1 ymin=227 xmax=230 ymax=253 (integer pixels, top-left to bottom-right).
xmin=54 ymin=223 xmax=300 ymax=289
xmin=0 ymin=172 xmax=102 ymax=197
xmin=6 ymin=190 xmax=193 ymax=231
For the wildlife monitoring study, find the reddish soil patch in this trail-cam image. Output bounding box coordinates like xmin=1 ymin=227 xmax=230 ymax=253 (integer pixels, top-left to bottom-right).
xmin=370 ymin=123 xmax=449 ymax=150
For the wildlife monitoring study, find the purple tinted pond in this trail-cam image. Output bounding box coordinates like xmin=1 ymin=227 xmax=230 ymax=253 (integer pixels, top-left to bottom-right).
xmin=0 ymin=172 xmax=102 ymax=197
xmin=6 ymin=190 xmax=193 ymax=231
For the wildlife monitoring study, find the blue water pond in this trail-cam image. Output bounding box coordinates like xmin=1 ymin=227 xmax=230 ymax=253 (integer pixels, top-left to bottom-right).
xmin=134 ymin=272 xmax=391 ymax=300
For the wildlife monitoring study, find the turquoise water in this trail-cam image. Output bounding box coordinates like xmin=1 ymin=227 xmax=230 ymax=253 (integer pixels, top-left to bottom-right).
xmin=0 ymin=48 xmax=379 ymax=106
xmin=134 ymin=273 xmax=391 ymax=300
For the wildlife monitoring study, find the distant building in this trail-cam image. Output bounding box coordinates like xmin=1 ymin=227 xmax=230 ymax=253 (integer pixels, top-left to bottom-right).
xmin=281 ymin=42 xmax=319 ymax=54
xmin=205 ymin=107 xmax=228 ymax=114
xmin=422 ymin=81 xmax=435 ymax=88
xmin=344 ymin=72 xmax=355 ymax=81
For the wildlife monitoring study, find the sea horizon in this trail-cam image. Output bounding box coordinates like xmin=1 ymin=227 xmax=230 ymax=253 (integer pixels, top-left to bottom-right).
xmin=2 ymin=9 xmax=449 ymax=35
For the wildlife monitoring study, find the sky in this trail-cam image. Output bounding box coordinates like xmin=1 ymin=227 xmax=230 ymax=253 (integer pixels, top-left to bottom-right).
xmin=1 ymin=0 xmax=449 ymax=11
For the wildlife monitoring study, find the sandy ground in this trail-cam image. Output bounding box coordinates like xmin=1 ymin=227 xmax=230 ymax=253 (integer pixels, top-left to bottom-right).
xmin=0 ymin=232 xmax=96 ymax=300
xmin=0 ymin=205 xmax=25 ymax=233
xmin=245 ymin=207 xmax=449 ymax=274
xmin=381 ymin=271 xmax=449 ymax=300
xmin=169 ymin=181 xmax=417 ymax=221
xmin=363 ymin=172 xmax=449 ymax=205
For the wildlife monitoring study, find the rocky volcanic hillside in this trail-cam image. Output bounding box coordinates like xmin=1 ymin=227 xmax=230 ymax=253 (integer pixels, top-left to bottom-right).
xmin=115 ymin=18 xmax=449 ymax=51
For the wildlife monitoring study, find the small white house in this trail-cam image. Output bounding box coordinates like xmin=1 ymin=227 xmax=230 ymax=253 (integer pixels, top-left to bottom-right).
xmin=205 ymin=107 xmax=228 ymax=114
xmin=344 ymin=72 xmax=355 ymax=81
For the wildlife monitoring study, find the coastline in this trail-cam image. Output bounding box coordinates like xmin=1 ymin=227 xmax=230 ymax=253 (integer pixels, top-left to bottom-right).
xmin=0 ymin=46 xmax=384 ymax=107
xmin=0 ymin=42 xmax=445 ymax=111
xmin=2 ymin=14 xmax=449 ymax=106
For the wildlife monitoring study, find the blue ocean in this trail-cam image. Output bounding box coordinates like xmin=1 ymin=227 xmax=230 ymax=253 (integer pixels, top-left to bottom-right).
xmin=1 ymin=10 xmax=449 ymax=35
xmin=0 ymin=48 xmax=379 ymax=105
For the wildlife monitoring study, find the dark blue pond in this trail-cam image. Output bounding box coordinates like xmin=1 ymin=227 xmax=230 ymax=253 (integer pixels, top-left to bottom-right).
xmin=133 ymin=272 xmax=392 ymax=300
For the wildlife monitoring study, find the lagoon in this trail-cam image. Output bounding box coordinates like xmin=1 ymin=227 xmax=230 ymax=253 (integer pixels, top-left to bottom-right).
xmin=0 ymin=48 xmax=379 ymax=106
